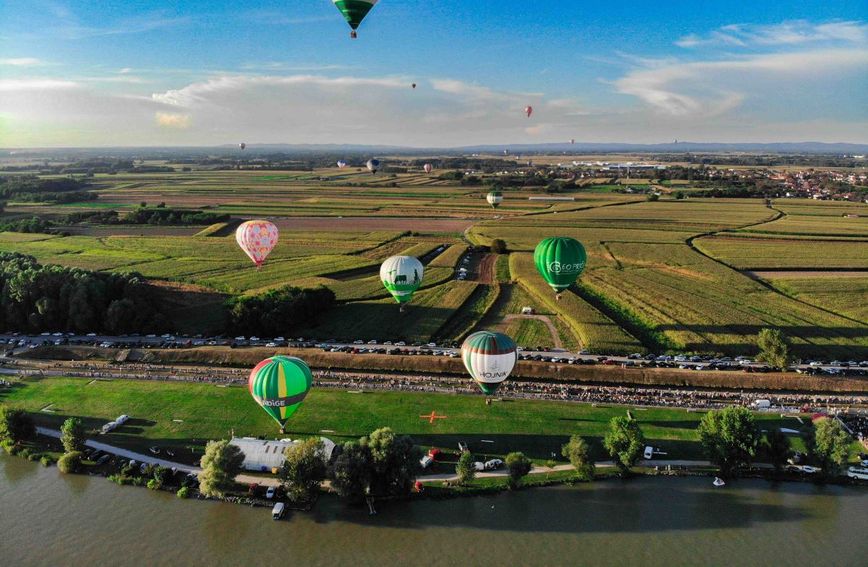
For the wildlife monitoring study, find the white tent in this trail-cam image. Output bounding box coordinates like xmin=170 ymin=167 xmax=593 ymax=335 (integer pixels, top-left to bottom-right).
xmin=230 ymin=437 xmax=336 ymax=473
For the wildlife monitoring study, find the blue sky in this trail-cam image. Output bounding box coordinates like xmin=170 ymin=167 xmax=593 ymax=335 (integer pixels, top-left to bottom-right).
xmin=1 ymin=0 xmax=866 ymax=146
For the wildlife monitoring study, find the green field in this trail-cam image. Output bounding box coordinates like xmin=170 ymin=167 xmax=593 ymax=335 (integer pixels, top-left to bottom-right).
xmin=2 ymin=167 xmax=867 ymax=356
xmin=0 ymin=376 xmax=817 ymax=463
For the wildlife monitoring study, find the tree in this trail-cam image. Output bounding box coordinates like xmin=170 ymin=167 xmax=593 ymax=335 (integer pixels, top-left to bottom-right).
xmin=698 ymin=407 xmax=760 ymax=478
xmin=330 ymin=441 xmax=372 ymax=502
xmin=0 ymin=407 xmax=35 ymax=443
xmin=456 ymin=451 xmax=476 ymax=485
xmin=811 ymin=418 xmax=850 ymax=477
xmin=646 ymin=192 xmax=660 ymax=201
xmin=57 ymin=451 xmax=83 ymax=474
xmin=756 ymin=328 xmax=791 ymax=370
xmin=764 ymin=429 xmax=791 ymax=473
xmin=60 ymin=417 xmax=87 ymax=453
xmin=603 ymin=416 xmax=645 ymax=473
xmin=561 ymin=435 xmax=595 ymax=481
xmin=197 ymin=440 xmax=245 ymax=498
xmin=490 ymin=239 xmax=508 ymax=254
xmin=280 ymin=438 xmax=327 ymax=503
xmin=505 ymin=452 xmax=532 ymax=488
xmin=365 ymin=427 xmax=421 ymax=498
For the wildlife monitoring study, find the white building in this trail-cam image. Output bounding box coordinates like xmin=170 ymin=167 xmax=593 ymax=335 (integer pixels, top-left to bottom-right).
xmin=230 ymin=437 xmax=336 ymax=473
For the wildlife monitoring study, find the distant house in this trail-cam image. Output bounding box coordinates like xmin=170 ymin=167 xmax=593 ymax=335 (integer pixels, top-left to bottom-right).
xmin=230 ymin=437 xmax=336 ymax=473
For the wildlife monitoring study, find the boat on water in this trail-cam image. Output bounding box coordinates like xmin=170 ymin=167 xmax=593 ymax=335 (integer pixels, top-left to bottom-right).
xmin=713 ymin=477 xmax=726 ymax=487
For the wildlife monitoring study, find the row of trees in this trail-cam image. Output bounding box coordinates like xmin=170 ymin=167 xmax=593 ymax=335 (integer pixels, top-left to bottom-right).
xmin=0 ymin=253 xmax=169 ymax=334
xmin=226 ymin=285 xmax=336 ymax=338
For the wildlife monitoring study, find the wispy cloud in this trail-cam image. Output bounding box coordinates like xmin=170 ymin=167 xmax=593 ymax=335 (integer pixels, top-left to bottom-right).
xmin=676 ymin=20 xmax=868 ymax=48
xmin=0 ymin=57 xmax=46 ymax=67
xmin=0 ymin=78 xmax=78 ymax=91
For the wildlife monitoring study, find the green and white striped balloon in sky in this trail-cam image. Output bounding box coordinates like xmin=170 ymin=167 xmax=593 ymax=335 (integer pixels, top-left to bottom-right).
xmin=248 ymin=356 xmax=313 ymax=431
xmin=533 ymin=236 xmax=587 ymax=294
xmin=461 ymin=331 xmax=518 ymax=395
xmin=332 ymin=0 xmax=378 ymax=38
xmin=380 ymin=255 xmax=424 ymax=304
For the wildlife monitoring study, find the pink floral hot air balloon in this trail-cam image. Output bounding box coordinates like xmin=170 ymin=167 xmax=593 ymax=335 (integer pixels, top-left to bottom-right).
xmin=423 ymin=163 xmax=433 ymax=174
xmin=236 ymin=220 xmax=279 ymax=269
xmin=524 ymin=105 xmax=533 ymax=118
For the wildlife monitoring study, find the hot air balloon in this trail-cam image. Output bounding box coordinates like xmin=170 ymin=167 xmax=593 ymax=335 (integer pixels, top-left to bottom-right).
xmin=570 ymin=139 xmax=575 ymax=145
xmin=337 ymin=160 xmax=348 ymax=169
xmin=524 ymin=105 xmax=533 ymax=118
xmin=248 ymin=356 xmax=312 ymax=432
xmin=380 ymin=255 xmax=423 ymax=310
xmin=239 ymin=143 xmax=246 ymax=150
xmin=461 ymin=331 xmax=517 ymax=396
xmin=236 ymin=220 xmax=279 ymax=269
xmin=534 ymin=237 xmax=587 ymax=295
xmin=486 ymin=191 xmax=503 ymax=208
xmin=411 ymin=83 xmax=417 ymax=89
xmin=332 ymin=0 xmax=378 ymax=38
xmin=423 ymin=163 xmax=433 ymax=174
xmin=366 ymin=158 xmax=380 ymax=174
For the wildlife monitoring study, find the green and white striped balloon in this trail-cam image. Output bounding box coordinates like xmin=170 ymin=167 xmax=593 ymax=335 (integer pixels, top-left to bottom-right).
xmin=461 ymin=331 xmax=518 ymax=395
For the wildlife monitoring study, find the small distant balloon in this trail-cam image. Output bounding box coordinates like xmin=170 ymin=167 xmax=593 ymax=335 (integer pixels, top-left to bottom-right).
xmin=524 ymin=105 xmax=533 ymax=118
xmin=366 ymin=158 xmax=380 ymax=174
xmin=337 ymin=160 xmax=348 ymax=169
xmin=239 ymin=143 xmax=246 ymax=150
xmin=423 ymin=163 xmax=433 ymax=174
xmin=411 ymin=83 xmax=417 ymax=89
xmin=570 ymin=139 xmax=575 ymax=145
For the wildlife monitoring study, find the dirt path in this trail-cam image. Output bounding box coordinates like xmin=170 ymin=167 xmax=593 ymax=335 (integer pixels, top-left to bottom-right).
xmin=745 ymin=270 xmax=868 ymax=279
xmin=472 ymin=253 xmax=497 ymax=284
xmin=499 ymin=314 xmax=564 ymax=349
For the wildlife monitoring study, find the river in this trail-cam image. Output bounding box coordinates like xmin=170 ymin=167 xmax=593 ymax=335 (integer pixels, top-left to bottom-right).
xmin=1 ymin=453 xmax=865 ymax=567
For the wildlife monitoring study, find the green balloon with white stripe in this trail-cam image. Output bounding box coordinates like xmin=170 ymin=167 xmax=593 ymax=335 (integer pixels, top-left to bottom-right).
xmin=248 ymin=356 xmax=313 ymax=431
xmin=461 ymin=331 xmax=518 ymax=395
xmin=332 ymin=0 xmax=378 ymax=37
xmin=380 ymin=255 xmax=424 ymax=304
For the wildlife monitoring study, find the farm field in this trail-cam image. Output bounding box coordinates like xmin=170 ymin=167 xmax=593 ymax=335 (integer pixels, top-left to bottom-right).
xmin=2 ymin=167 xmax=866 ymax=357
xmin=0 ymin=376 xmax=819 ymax=463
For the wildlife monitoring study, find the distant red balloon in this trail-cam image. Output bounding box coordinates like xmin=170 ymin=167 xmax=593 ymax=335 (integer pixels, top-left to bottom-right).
xmin=524 ymin=105 xmax=533 ymax=118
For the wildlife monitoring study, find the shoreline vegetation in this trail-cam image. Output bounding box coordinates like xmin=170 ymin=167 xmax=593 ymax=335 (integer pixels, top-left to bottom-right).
xmin=1 ymin=375 xmax=864 ymax=515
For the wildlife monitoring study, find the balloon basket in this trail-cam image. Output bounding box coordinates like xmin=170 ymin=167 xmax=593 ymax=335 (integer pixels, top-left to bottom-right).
xmin=350 ymin=31 xmax=357 ymax=39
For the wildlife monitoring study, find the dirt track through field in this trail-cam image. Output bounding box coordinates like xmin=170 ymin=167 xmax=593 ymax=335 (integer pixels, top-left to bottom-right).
xmin=500 ymin=314 xmax=564 ymax=349
xmin=272 ymin=217 xmax=477 ymax=233
xmin=746 ymin=270 xmax=868 ymax=279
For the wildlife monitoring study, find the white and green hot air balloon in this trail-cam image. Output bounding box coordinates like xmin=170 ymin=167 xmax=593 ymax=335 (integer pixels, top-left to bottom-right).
xmin=380 ymin=255 xmax=423 ymax=310
xmin=486 ymin=190 xmax=503 ymax=208
xmin=332 ymin=0 xmax=379 ymax=39
xmin=461 ymin=331 xmax=518 ymax=396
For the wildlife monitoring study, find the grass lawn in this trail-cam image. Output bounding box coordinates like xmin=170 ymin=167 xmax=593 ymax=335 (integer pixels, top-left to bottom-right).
xmin=1 ymin=376 xmax=814 ymax=465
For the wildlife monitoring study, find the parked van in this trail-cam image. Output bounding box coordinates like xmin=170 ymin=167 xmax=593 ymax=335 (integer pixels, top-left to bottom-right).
xmin=753 ymin=399 xmax=771 ymax=410
xmin=846 ymin=466 xmax=868 ymax=480
xmin=272 ymin=502 xmax=285 ymax=520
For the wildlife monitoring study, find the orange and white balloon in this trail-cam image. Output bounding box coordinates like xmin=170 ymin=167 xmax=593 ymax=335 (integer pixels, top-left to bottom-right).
xmin=236 ymin=220 xmax=279 ymax=268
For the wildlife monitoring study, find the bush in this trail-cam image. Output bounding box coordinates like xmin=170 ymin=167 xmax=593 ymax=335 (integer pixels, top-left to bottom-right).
xmin=505 ymin=452 xmax=532 ymax=489
xmin=147 ymin=478 xmax=162 ymax=491
xmin=490 ymin=239 xmax=508 ymax=254
xmin=58 ymin=451 xmax=83 ymax=474
xmin=0 ymin=407 xmax=36 ymax=442
xmin=40 ymin=455 xmax=55 ymax=467
xmin=561 ymin=435 xmax=595 ymax=481
xmin=61 ymin=417 xmax=87 ymax=453
xmin=456 ymin=451 xmax=476 ymax=485
xmin=176 ymin=486 xmax=191 ymax=499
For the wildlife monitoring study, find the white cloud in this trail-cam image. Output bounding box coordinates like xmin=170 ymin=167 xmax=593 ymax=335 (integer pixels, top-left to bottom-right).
xmin=676 ymin=20 xmax=868 ymax=48
xmin=0 ymin=57 xmax=46 ymax=67
xmin=155 ymin=112 xmax=191 ymax=129
xmin=615 ymin=48 xmax=868 ymax=116
xmin=0 ymin=78 xmax=78 ymax=91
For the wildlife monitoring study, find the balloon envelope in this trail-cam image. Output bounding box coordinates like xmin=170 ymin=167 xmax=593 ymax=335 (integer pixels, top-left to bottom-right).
xmin=524 ymin=105 xmax=533 ymax=117
xmin=337 ymin=160 xmax=347 ymax=168
xmin=534 ymin=237 xmax=587 ymax=293
xmin=423 ymin=163 xmax=433 ymax=174
xmin=366 ymin=158 xmax=380 ymax=173
xmin=239 ymin=143 xmax=246 ymax=150
xmin=461 ymin=331 xmax=517 ymax=395
xmin=332 ymin=0 xmax=378 ymax=31
xmin=380 ymin=255 xmax=423 ymax=304
xmin=486 ymin=191 xmax=503 ymax=208
xmin=236 ymin=220 xmax=279 ymax=267
xmin=248 ymin=356 xmax=312 ymax=429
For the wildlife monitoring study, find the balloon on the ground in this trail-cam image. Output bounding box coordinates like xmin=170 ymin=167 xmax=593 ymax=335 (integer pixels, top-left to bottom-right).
xmin=534 ymin=236 xmax=587 ymax=293
xmin=239 ymin=143 xmax=246 ymax=150
xmin=332 ymin=0 xmax=378 ymax=38
xmin=486 ymin=191 xmax=503 ymax=208
xmin=236 ymin=220 xmax=279 ymax=268
xmin=380 ymin=255 xmax=423 ymax=304
xmin=248 ymin=356 xmax=313 ymax=430
xmin=423 ymin=163 xmax=433 ymax=174
xmin=461 ymin=331 xmax=517 ymax=395
xmin=366 ymin=158 xmax=380 ymax=173
xmin=524 ymin=105 xmax=533 ymax=118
